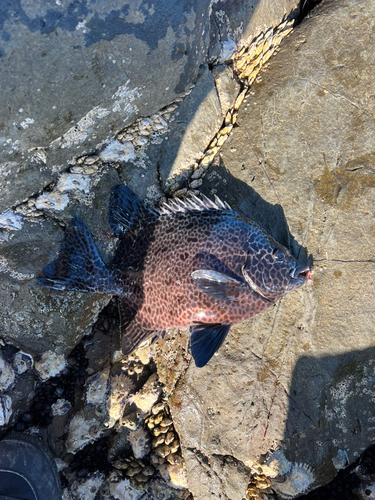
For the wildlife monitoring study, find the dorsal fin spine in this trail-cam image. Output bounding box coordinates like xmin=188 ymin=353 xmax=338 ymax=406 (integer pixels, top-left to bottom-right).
xmin=158 ymin=193 xmax=233 ymax=215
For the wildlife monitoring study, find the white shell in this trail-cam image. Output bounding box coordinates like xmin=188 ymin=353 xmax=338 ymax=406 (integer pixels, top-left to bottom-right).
xmin=70 ymin=472 xmax=105 ymax=500
xmin=108 ymin=477 xmax=143 ymax=500
xmin=130 ymin=372 xmax=162 ymax=416
xmin=271 ymin=462 xmax=316 ymax=499
xmin=35 ymin=191 xmax=70 ymax=211
xmin=51 ymin=399 xmax=71 ymax=417
xmin=0 ymin=356 xmax=15 ymax=391
xmin=127 ymin=426 xmax=151 ymax=459
xmin=65 ymin=412 xmax=104 ymax=454
xmin=0 ymin=395 xmax=12 ymax=426
xmin=56 ymin=173 xmax=91 ymax=194
xmin=99 ymin=139 xmax=136 ymax=163
xmin=0 ymin=210 xmax=23 ymax=231
xmin=12 ymin=351 xmax=33 ymax=374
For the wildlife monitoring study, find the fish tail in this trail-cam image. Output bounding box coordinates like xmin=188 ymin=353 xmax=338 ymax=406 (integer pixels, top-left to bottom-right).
xmin=38 ymin=216 xmax=122 ymax=294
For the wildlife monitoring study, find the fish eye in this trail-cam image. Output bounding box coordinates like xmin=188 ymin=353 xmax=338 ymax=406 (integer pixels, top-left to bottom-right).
xmin=272 ymin=248 xmax=285 ymax=261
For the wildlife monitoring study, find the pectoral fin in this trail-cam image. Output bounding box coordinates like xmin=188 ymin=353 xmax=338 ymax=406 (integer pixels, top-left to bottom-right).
xmin=191 ymin=269 xmax=243 ymax=301
xmin=190 ymin=323 xmax=231 ymax=367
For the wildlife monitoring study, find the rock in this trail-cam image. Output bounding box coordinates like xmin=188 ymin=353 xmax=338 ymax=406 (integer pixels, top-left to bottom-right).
xmin=211 ymin=0 xmax=299 ymax=48
xmin=212 ymin=65 xmax=241 ymax=117
xmin=155 ymin=329 xmax=190 ymax=397
xmin=158 ymin=462 xmax=189 ymax=491
xmin=34 ymin=351 xmax=67 ymax=381
xmin=130 ymin=372 xmax=162 ymax=417
xmin=70 ymin=472 xmax=105 ymax=500
xmin=170 ymin=0 xmax=375 ymax=495
xmin=160 ymin=66 xmax=223 ymax=189
xmin=0 ymin=0 xmax=212 ymax=213
xmin=65 ymin=411 xmax=105 ymax=454
xmin=0 ymin=169 xmax=119 ymax=356
xmin=181 ymin=448 xmax=250 ymax=500
xmin=127 ymin=426 xmax=151 ymax=459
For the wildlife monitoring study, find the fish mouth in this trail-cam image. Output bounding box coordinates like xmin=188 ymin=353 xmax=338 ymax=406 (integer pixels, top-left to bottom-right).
xmin=290 ymin=266 xmax=314 ymax=282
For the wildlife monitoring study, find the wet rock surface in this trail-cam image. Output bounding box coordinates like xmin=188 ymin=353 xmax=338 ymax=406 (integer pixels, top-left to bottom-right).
xmin=2 ymin=0 xmax=375 ymax=499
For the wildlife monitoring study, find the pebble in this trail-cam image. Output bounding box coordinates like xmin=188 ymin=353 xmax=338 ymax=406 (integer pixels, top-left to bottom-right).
xmin=155 ymin=444 xmax=171 ymax=458
xmin=164 ymin=431 xmax=175 ymax=445
xmin=83 ymin=155 xmax=99 ymax=165
xmin=160 ymin=418 xmax=173 ymax=427
xmin=152 ymin=403 xmax=165 ymax=415
xmin=189 ymin=179 xmax=203 ymax=189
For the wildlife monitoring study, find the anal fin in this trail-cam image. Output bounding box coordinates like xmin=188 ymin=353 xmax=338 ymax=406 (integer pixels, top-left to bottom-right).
xmin=121 ymin=320 xmax=162 ymax=355
xmin=190 ymin=323 xmax=231 ymax=368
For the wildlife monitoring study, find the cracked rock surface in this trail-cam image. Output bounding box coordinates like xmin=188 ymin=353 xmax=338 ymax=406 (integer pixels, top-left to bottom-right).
xmin=2 ymin=0 xmax=375 ymax=499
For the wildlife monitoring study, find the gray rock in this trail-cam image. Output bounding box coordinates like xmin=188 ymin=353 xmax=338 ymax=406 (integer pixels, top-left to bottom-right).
xmin=212 ymin=65 xmax=241 ymax=118
xmin=170 ymin=0 xmax=375 ymax=494
xmin=0 ymin=0 xmax=212 ymax=212
xmin=0 ymin=168 xmax=120 ymax=356
xmin=210 ymin=0 xmax=300 ymax=49
xmin=116 ymin=65 xmax=224 ymax=197
xmin=182 ymin=448 xmax=250 ymax=500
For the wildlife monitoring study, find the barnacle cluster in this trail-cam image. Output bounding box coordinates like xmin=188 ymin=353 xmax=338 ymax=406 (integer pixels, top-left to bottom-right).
xmin=146 ymin=402 xmax=188 ymax=489
xmin=245 ymin=452 xmax=316 ymax=500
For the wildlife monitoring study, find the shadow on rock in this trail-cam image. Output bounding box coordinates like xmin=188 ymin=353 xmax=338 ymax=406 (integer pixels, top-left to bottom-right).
xmin=283 ymin=345 xmax=375 ymax=492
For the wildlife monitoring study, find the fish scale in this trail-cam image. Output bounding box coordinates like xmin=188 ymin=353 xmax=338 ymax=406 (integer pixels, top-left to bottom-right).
xmin=39 ymin=185 xmax=313 ymax=368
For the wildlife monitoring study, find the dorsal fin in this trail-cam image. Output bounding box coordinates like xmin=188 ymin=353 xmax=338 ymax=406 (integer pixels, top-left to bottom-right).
xmin=158 ymin=193 xmax=232 ymax=216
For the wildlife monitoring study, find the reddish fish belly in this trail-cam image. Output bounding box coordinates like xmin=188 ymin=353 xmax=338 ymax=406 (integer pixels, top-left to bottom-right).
xmin=136 ymin=283 xmax=273 ymax=331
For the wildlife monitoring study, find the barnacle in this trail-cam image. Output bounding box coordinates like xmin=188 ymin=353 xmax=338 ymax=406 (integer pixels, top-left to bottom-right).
xmin=106 ymin=374 xmax=135 ymax=427
xmin=85 ymin=369 xmax=110 ymax=408
xmin=12 ymin=351 xmax=33 ymax=374
xmin=271 ymin=462 xmax=316 ymax=499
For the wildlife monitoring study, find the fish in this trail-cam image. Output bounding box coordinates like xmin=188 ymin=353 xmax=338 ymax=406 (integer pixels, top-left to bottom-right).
xmin=39 ymin=185 xmax=313 ymax=368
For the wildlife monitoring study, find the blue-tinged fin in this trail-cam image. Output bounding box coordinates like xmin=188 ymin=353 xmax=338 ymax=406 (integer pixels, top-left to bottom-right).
xmin=190 ymin=323 xmax=231 ymax=367
xmin=38 ymin=216 xmax=122 ymax=294
xmin=108 ymin=185 xmax=155 ymax=237
xmin=158 ymin=193 xmax=233 ymax=216
xmin=191 ymin=269 xmax=244 ymax=301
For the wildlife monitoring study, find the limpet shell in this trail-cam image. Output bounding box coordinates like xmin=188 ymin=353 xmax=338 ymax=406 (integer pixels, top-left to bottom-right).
xmin=271 ymin=462 xmax=316 ymax=499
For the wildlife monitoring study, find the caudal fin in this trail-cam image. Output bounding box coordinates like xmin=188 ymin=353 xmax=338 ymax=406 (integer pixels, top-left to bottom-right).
xmin=38 ymin=216 xmax=121 ymax=294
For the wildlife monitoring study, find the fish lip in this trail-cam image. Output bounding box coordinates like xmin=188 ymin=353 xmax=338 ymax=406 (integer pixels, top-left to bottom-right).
xmin=290 ymin=266 xmax=314 ymax=282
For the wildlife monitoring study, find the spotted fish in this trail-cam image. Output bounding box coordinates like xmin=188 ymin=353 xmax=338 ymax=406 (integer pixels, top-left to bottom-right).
xmin=39 ymin=186 xmax=313 ymax=367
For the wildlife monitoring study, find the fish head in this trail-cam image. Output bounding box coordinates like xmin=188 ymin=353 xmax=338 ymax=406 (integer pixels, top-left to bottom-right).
xmin=242 ymin=230 xmax=313 ymax=302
